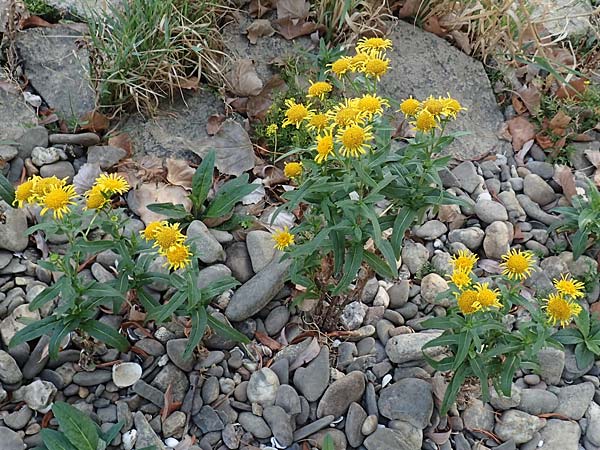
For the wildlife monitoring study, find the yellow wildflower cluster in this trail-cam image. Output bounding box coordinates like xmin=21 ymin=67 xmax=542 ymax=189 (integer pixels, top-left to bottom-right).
xmin=543 ymin=275 xmax=584 ymax=327
xmin=399 ymin=94 xmax=465 ymax=133
xmin=141 ymin=221 xmax=192 ymax=270
xmin=14 ymin=173 xmax=130 ymax=219
xmin=272 ymin=226 xmax=294 ymax=251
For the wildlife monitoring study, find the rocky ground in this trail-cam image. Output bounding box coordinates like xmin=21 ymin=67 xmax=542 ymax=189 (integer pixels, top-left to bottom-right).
xmin=1 ymin=4 xmax=600 ymax=450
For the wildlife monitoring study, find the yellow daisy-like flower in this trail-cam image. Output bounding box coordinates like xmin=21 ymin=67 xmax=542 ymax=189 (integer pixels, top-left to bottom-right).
xmin=451 ymin=249 xmax=478 ymax=272
xmin=441 ymin=95 xmax=466 ymax=118
xmin=306 ymin=113 xmax=329 ymax=134
xmin=141 ymin=221 xmax=166 ymax=241
xmin=422 ymin=95 xmax=445 ymax=117
xmin=164 ymin=243 xmax=192 ymax=270
xmin=327 ymin=99 xmax=365 ymax=128
xmin=413 ymin=109 xmax=438 ymax=133
xmin=362 ymin=53 xmax=390 ymax=80
xmin=449 ymin=268 xmax=472 ymax=290
xmin=474 ymin=282 xmax=502 ymax=309
xmin=31 ymin=176 xmax=65 ymax=200
xmin=328 ymin=57 xmax=352 ymax=76
xmin=399 ymin=97 xmax=421 ymax=117
xmin=553 ymin=274 xmax=586 ymax=299
xmin=153 ymin=223 xmax=186 ymax=252
xmin=337 ymin=124 xmax=373 ymax=158
xmin=39 ymin=183 xmax=77 ymax=220
xmin=94 ymin=173 xmax=130 ymax=196
xmin=355 ymin=94 xmax=390 ymax=119
xmin=307 ymin=81 xmax=333 ymax=101
xmin=315 ymin=132 xmax=334 ymax=164
xmin=273 ymin=226 xmax=294 ymax=251
xmin=349 ymin=52 xmax=370 ymax=72
xmin=355 ymin=36 xmax=393 ymax=53
xmin=500 ymin=248 xmax=535 ymax=281
xmin=456 ymin=289 xmax=481 ymax=315
xmin=84 ymin=186 xmax=109 ymax=210
xmin=284 ymin=162 xmax=303 ymax=179
xmin=13 ymin=178 xmax=37 ymax=208
xmin=282 ymin=99 xmax=312 ymax=129
xmin=543 ymin=293 xmax=582 ymax=328
xmin=266 ymin=124 xmax=278 ymax=137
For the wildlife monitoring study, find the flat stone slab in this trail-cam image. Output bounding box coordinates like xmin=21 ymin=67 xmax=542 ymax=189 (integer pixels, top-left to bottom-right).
xmin=0 ymin=86 xmax=37 ymax=143
xmin=15 ymin=25 xmax=95 ymax=118
xmin=379 ymin=21 xmax=510 ymax=161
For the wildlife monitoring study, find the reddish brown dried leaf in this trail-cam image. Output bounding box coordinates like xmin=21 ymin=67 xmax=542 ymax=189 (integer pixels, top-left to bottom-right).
xmin=506 ymin=116 xmax=535 ymax=151
xmin=249 ymin=0 xmax=273 ymax=18
xmin=80 ymin=111 xmax=110 ymax=133
xmin=255 ymin=331 xmax=283 ymax=351
xmin=228 ymin=59 xmax=263 ymax=97
xmin=423 ymin=16 xmax=446 ymax=37
xmin=535 ymin=132 xmax=554 ymax=149
xmin=246 ymin=19 xmax=276 ymax=44
xmin=20 ymin=15 xmax=53 ymax=29
xmin=166 ymin=159 xmax=194 ymax=190
xmin=549 ymin=110 xmax=571 ymax=135
xmin=276 ymin=0 xmax=309 ymax=20
xmin=585 ymin=150 xmax=600 ymax=169
xmin=556 ymin=78 xmax=587 ymax=99
xmin=554 ymin=165 xmax=577 ymax=204
xmin=511 ymin=96 xmax=527 ymax=115
xmin=206 ymin=114 xmax=226 ymax=135
xmin=516 ymin=85 xmax=541 ymax=116
xmin=289 ymin=337 xmax=321 ymax=371
xmin=397 ymin=0 xmax=421 ymax=18
xmin=273 ymin=18 xmax=318 ymax=40
xmin=108 ymin=133 xmax=132 ymax=156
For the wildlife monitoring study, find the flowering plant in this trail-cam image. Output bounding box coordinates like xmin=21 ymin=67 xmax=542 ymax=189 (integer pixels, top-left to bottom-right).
xmin=8 ymin=171 xmax=247 ymax=358
xmin=270 ymin=37 xmax=467 ymax=327
xmin=422 ymin=248 xmax=585 ymax=415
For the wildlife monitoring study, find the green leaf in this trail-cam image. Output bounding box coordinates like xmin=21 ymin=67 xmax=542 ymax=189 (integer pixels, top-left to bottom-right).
xmin=452 ymin=332 xmax=472 ymax=370
xmin=80 ymin=320 xmax=130 ymax=352
xmin=331 ymin=244 xmax=364 ymax=295
xmin=191 ymin=150 xmax=215 ymax=210
xmin=575 ymin=342 xmax=595 ymax=370
xmin=10 ymin=315 xmax=58 ymax=347
xmin=184 ymin=308 xmax=208 ymax=359
xmin=75 ymin=239 xmax=117 ymax=255
xmin=422 ymin=333 xmax=459 ymax=349
xmin=500 ymin=355 xmax=520 ymax=396
xmin=363 ymin=251 xmax=396 ymax=279
xmin=200 ymin=276 xmax=240 ymax=301
xmin=0 ymin=172 xmax=15 ymax=205
xmin=575 ymin=309 xmax=591 ymax=338
xmin=29 ymin=277 xmax=67 ymax=310
xmin=553 ymin=328 xmax=584 ymax=345
xmin=100 ymin=421 xmax=124 ymax=445
xmin=204 ymin=174 xmax=257 ymax=218
xmin=136 ymin=288 xmax=160 ymax=311
xmin=440 ymin=363 xmax=470 ymax=416
xmin=146 ymin=202 xmax=191 ymax=220
xmin=322 ymin=433 xmax=335 ymax=450
xmin=572 ymin=228 xmax=590 ymax=260
xmin=207 ymin=314 xmax=250 ymax=343
xmin=469 ymin=357 xmax=490 ymax=402
xmin=49 ymin=321 xmax=77 ymax=360
xmin=585 ymin=339 xmax=600 ymax=355
xmin=52 ymin=402 xmax=99 ymax=450
xmin=40 ymin=429 xmax=78 ymax=450
xmin=391 ymin=208 xmax=417 ymax=259
xmin=149 ymin=291 xmax=187 ymax=323
xmin=421 ymin=316 xmax=464 ymax=330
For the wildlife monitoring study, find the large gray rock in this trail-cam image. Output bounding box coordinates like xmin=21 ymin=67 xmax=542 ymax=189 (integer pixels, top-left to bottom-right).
xmin=378 ymin=378 xmax=433 ymax=429
xmin=385 ymin=331 xmax=443 ymax=364
xmin=364 ymin=427 xmax=422 ymax=450
xmin=15 ymin=25 xmax=94 ymax=117
xmin=293 ymin=346 xmax=330 ymax=402
xmin=554 ymin=382 xmax=595 ymax=420
xmin=494 ymin=410 xmax=545 ymax=444
xmin=0 ymin=201 xmax=29 ymax=252
xmin=133 ymin=411 xmax=166 ymax=450
xmin=0 ymin=88 xmax=37 ymax=143
xmin=316 ymin=371 xmax=365 ymax=418
xmin=0 ymin=426 xmax=25 ymax=450
xmin=539 ymin=419 xmax=580 ymax=450
xmin=379 ymin=21 xmax=510 ymax=161
xmin=0 ymin=350 xmax=23 ymax=384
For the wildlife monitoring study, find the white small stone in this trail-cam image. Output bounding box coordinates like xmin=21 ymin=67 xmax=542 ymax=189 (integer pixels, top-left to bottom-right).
xmin=23 ymin=91 xmax=42 ymax=108
xmin=373 ymin=286 xmax=390 ymax=308
xmin=382 ymin=374 xmax=392 ymax=388
xmin=122 ymin=430 xmax=137 ymax=450
xmin=112 ymin=362 xmax=142 ymax=388
xmin=165 ymin=437 xmax=179 ymax=448
xmin=477 ymin=191 xmax=492 ymax=201
xmin=157 ymin=354 xmax=169 ymax=366
xmin=349 ymin=191 xmax=360 ymax=201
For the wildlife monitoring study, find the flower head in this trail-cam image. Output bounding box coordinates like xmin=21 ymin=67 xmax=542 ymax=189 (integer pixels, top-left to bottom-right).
xmin=451 ymin=249 xmax=478 ymax=272
xmin=273 ymin=226 xmax=294 ymax=251
xmin=39 ymin=183 xmax=77 ymax=220
xmin=413 ymin=109 xmax=438 ymax=133
xmin=543 ymin=293 xmax=582 ymax=327
xmin=355 ymin=94 xmax=389 ymax=118
xmin=456 ymin=289 xmax=480 ymax=315
xmin=441 ymin=95 xmax=465 ymax=118
xmin=362 ymin=52 xmax=390 ymax=80
xmin=31 ymin=176 xmax=65 ymax=200
xmin=422 ymin=95 xmax=445 ymax=116
xmin=94 ymin=173 xmax=130 ymax=196
xmin=282 ymin=99 xmax=312 ymax=128
xmin=449 ymin=268 xmax=472 ymax=290
xmin=474 ymin=282 xmax=502 ymax=309
xmin=284 ymin=162 xmax=303 ymax=179
xmin=399 ymin=97 xmax=421 ymax=116
xmin=13 ymin=178 xmax=36 ymax=208
xmin=337 ymin=124 xmax=373 ymax=158
xmin=355 ymin=36 xmax=393 ymax=53
xmin=153 ymin=223 xmax=186 ymax=252
xmin=315 ymin=132 xmax=334 ymax=164
xmin=328 ymin=57 xmax=352 ymax=76
xmin=84 ymin=186 xmax=110 ymax=210
xmin=328 ymin=99 xmax=365 ymax=128
xmin=141 ymin=221 xmax=166 ymax=241
xmin=349 ymin=52 xmax=370 ymax=72
xmin=500 ymin=248 xmax=535 ymax=280
xmin=306 ymin=113 xmax=329 ymax=133
xmin=266 ymin=124 xmax=278 ymax=137
xmin=553 ymin=274 xmax=585 ymax=299
xmin=164 ymin=243 xmax=192 ymax=270
xmin=307 ymin=81 xmax=333 ymax=100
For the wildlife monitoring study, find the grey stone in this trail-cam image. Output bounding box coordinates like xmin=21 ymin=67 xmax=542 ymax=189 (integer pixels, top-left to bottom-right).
xmin=246 ymin=230 xmax=280 ymax=272
xmin=238 ymin=412 xmax=271 ymax=439
xmin=197 ymin=264 xmax=232 ymax=289
xmin=346 ymin=402 xmax=367 ymax=447
xmin=0 ymin=304 xmax=40 ymax=347
xmin=490 ymin=384 xmax=521 ymax=410
xmin=225 ymin=259 xmax=291 ymax=321
xmin=364 ymin=426 xmax=422 ymax=450
xmin=225 ymin=242 xmax=254 ymax=282
xmin=523 ymin=174 xmax=556 ymax=205
xmin=340 ymin=301 xmax=367 ymax=330
xmin=73 ymin=370 xmax=112 ymax=386
xmin=31 ymin=146 xmax=60 ymax=166
xmin=275 ymin=385 xmax=301 ymax=415
xmin=87 ymin=145 xmax=127 ymax=169
xmin=111 ymin=362 xmax=142 ymax=388
xmin=586 ymin=401 xmax=600 ymax=446
xmin=91 ymin=262 xmax=114 ymax=283
xmin=246 ymin=367 xmax=279 ymax=406
xmin=0 ymin=202 xmax=29 ymax=252
xmin=264 ymin=305 xmax=289 ymax=336
xmin=14 ymin=380 xmax=56 ymax=411
xmin=97 ymin=405 xmax=117 ymax=423
xmin=193 ymin=405 xmax=224 ymax=433
xmin=187 ymin=220 xmax=226 ymax=264
xmin=448 ymin=227 xmax=485 ymax=251
xmin=152 ymin=363 xmax=188 ymax=402
xmin=494 ymin=410 xmax=545 ymax=444
xmin=316 ymin=371 xmax=365 ymax=418
xmin=451 ymin=162 xmax=481 ymax=193
xmin=3 ymin=406 xmax=32 ymax=430
xmin=462 ymin=399 xmax=494 ymax=432
xmin=517 ymin=194 xmax=558 ymax=225
xmin=39 ymin=161 xmax=75 ymax=183
xmin=414 ymin=220 xmax=447 ymax=240
xmin=0 ymin=87 xmax=36 ymax=151
xmin=15 ymin=26 xmax=94 ymax=117
xmin=293 ymin=416 xmax=335 ymax=441
xmin=0 ymin=145 xmax=18 ymax=162
xmin=378 ymin=378 xmax=433 ymax=429
xmin=263 ymin=405 xmax=293 ymax=447
xmin=402 ymin=240 xmax=430 ymax=274
xmin=483 ymin=221 xmax=511 ymax=259
xmin=134 ymin=411 xmax=166 ymax=450
xmin=388 ymin=281 xmax=410 ymax=308
xmin=385 ymin=331 xmax=443 ymax=364
xmin=526 ymin=161 xmax=554 ymax=179
xmin=49 ymin=133 xmax=100 ymax=147
xmin=554 ymin=382 xmax=595 ymax=420
xmin=166 ymin=338 xmax=195 ymax=371
xmin=0 ymin=350 xmax=23 ymax=384
xmin=474 ymin=199 xmax=508 ymax=223
xmin=0 ymin=426 xmax=25 ymax=450
xmin=535 ymin=0 xmax=594 ymax=37
xmin=133 ymin=380 xmax=165 ymax=407
xmin=202 ymin=377 xmax=219 ymax=404
xmin=293 ymin=346 xmax=329 ymax=402
xmin=420 ymin=273 xmax=449 ymax=306
xmin=518 ymin=389 xmax=558 ymax=415
xmin=162 ymin=411 xmax=186 ymax=438
xmin=539 ymin=418 xmax=580 ymax=450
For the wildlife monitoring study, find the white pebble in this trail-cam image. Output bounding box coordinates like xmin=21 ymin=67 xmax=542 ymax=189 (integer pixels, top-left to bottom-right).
xmin=23 ymin=91 xmax=42 ymax=107
xmin=382 ymin=374 xmax=392 ymax=388
xmin=122 ymin=430 xmax=137 ymax=450
xmin=165 ymin=437 xmax=179 ymax=448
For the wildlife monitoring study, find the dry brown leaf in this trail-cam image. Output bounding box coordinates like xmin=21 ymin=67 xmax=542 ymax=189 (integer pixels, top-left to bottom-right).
xmin=289 ymin=337 xmax=321 ymax=371
xmin=572 ymin=132 xmax=595 ymax=142
xmin=127 ymin=182 xmax=192 ymax=224
xmin=166 ymin=159 xmax=195 ymax=190
xmin=585 ymin=150 xmax=600 ymax=168
xmin=556 ymin=78 xmax=587 ymax=99
xmin=273 ymin=18 xmax=318 ymax=40
xmin=20 ymin=15 xmax=52 ymax=29
xmin=423 ymin=16 xmax=446 ymax=37
xmin=506 ymin=116 xmax=536 ymax=151
xmin=450 ymin=30 xmax=471 ymax=54
xmin=227 ymin=59 xmax=263 ymax=97
xmin=206 ymin=114 xmax=226 ymax=135
xmin=549 ymin=110 xmax=571 ymax=135
xmin=108 ymin=133 xmax=132 ymax=156
xmin=516 ymin=85 xmax=541 ymax=116
xmin=276 ymin=0 xmax=309 ymax=20
xmin=178 ymin=78 xmax=199 ymax=91
xmin=511 ymin=96 xmax=527 ymax=116
xmin=249 ymin=0 xmax=273 ymax=18
xmin=0 ymin=80 xmax=20 ymax=95
xmin=34 ymin=232 xmax=49 ymax=259
xmin=535 ymin=132 xmax=554 ymax=150
xmin=79 ymin=111 xmax=110 ymax=133
xmin=396 ymin=0 xmax=421 ymax=18
xmin=554 ymin=165 xmax=577 ymax=204
xmin=255 ymin=331 xmax=282 ymax=350
xmin=246 ymin=19 xmax=276 ymax=44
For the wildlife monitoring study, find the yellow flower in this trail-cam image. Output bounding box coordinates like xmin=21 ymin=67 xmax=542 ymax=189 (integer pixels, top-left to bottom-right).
xmin=349 ymin=52 xmax=370 ymax=72
xmin=451 ymin=249 xmax=478 ymax=272
xmin=13 ymin=178 xmax=36 ymax=208
xmin=94 ymin=173 xmax=130 ymax=196
xmin=362 ymin=52 xmax=390 ymax=80
xmin=337 ymin=124 xmax=373 ymax=158
xmin=412 ymin=109 xmax=438 ymax=133
xmin=153 ymin=223 xmax=186 ymax=252
xmin=500 ymin=248 xmax=535 ymax=281
xmin=273 ymin=226 xmax=294 ymax=251
xmin=327 ymin=99 xmax=365 ymax=128
xmin=39 ymin=184 xmax=77 ymax=220
xmin=355 ymin=94 xmax=390 ymax=119
xmin=422 ymin=96 xmax=445 ymax=117
xmin=307 ymin=81 xmax=333 ymax=101
xmin=282 ymin=99 xmax=312 ymax=128
xmin=399 ymin=97 xmax=421 ymax=117
xmin=456 ymin=289 xmax=480 ymax=315
xmin=328 ymin=57 xmax=352 ymax=76
xmin=441 ymin=95 xmax=465 ymax=118
xmin=164 ymin=243 xmax=192 ymax=270
xmin=306 ymin=113 xmax=329 ymax=133
xmin=141 ymin=221 xmax=166 ymax=241
xmin=449 ymin=268 xmax=472 ymax=290
xmin=315 ymin=132 xmax=334 ymax=164
xmin=543 ymin=293 xmax=582 ymax=327
xmin=284 ymin=162 xmax=303 ymax=179
xmin=31 ymin=176 xmax=65 ymax=200
xmin=474 ymin=282 xmax=502 ymax=309
xmin=84 ymin=186 xmax=109 ymax=210
xmin=553 ymin=274 xmax=586 ymax=299
xmin=355 ymin=36 xmax=393 ymax=53
xmin=266 ymin=124 xmax=278 ymax=137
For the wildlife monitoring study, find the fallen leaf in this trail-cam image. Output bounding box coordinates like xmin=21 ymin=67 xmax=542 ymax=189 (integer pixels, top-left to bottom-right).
xmin=206 ymin=114 xmax=226 ymax=135
xmin=37 ymin=113 xmax=59 ymax=125
xmin=478 ymin=259 xmax=502 ymax=274
xmin=178 ymin=78 xmax=199 ymax=91
xmin=276 ymin=0 xmax=309 ymax=20
xmin=249 ymin=0 xmax=273 ymax=18
xmin=556 ymin=78 xmax=587 ymax=99
xmin=227 ymin=59 xmax=264 ymax=97
xmin=535 ymin=132 xmax=554 ymax=150
xmin=450 ymin=30 xmax=471 ymax=53
xmin=246 ymin=19 xmax=276 ymax=44
xmin=516 ymin=85 xmax=541 ymax=116
xmin=511 ymin=96 xmax=527 ymax=115
xmin=423 ymin=16 xmax=446 ymax=37
xmin=79 ymin=111 xmax=110 ymax=133
xmin=273 ymin=17 xmax=318 ymax=40
xmin=20 ymin=15 xmax=52 ymax=29
xmin=166 ymin=159 xmax=195 ymax=190
xmin=127 ymin=182 xmax=192 ymax=224
xmin=515 ymin=139 xmax=535 ymax=165
xmin=572 ymin=132 xmax=594 ymax=142
xmin=506 ymin=116 xmax=536 ymax=151
xmin=549 ymin=110 xmax=571 ymax=135
xmin=72 ymin=163 xmax=102 ymax=194
xmin=585 ymin=150 xmax=600 ymax=168
xmin=265 ymin=209 xmax=295 ymax=229
xmin=289 ymin=337 xmax=321 ymax=370
xmin=553 ymin=165 xmax=577 ymax=204
xmin=34 ymin=231 xmax=49 ymax=259
xmin=396 ymin=0 xmax=421 ymax=17
xmin=255 ymin=331 xmax=282 ymax=351
xmin=0 ymin=80 xmax=20 ymax=95
xmin=242 ymin=183 xmax=265 ymax=205
xmin=247 ymin=75 xmax=286 ymax=121
xmin=108 ymin=133 xmax=132 ymax=156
